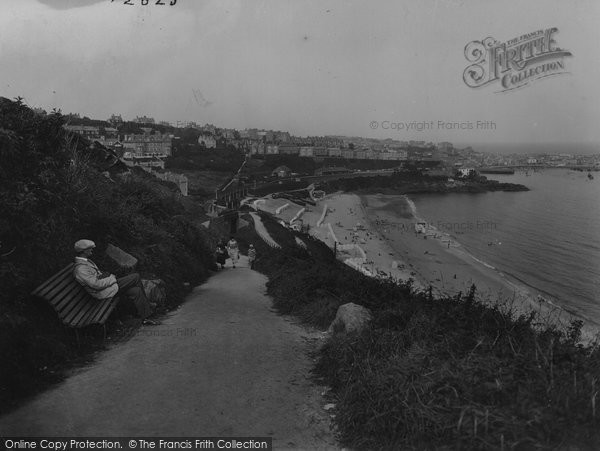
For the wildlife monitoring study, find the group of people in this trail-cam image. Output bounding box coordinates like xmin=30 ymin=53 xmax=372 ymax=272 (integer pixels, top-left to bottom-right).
xmin=214 ymin=237 xmax=257 ymax=270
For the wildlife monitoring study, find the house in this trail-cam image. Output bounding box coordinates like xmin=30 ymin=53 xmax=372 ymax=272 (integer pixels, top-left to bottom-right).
xmin=364 ymin=150 xmax=376 ymax=159
xmin=266 ymin=144 xmax=279 ymax=155
xmin=134 ymin=115 xmax=155 ymax=124
xmin=299 ymin=146 xmax=314 ymax=157
xmin=108 ymin=114 xmax=123 ymax=125
xmin=250 ymin=142 xmax=265 ymax=155
xmin=272 ymin=165 xmax=291 ymax=178
xmin=122 ymin=152 xmax=166 ymax=170
xmin=393 ymin=149 xmax=408 ymax=160
xmin=327 ymin=148 xmax=342 ymax=158
xmin=313 ymin=147 xmax=328 ymax=157
xmin=278 ymin=145 xmax=300 ymax=156
xmin=353 ymin=150 xmax=367 ymax=160
xmin=64 ymin=125 xmax=100 ymax=139
xmin=122 ymin=133 xmax=173 ymax=156
xmin=341 ymin=149 xmax=354 ymax=159
xmin=198 ymin=133 xmax=217 ymax=149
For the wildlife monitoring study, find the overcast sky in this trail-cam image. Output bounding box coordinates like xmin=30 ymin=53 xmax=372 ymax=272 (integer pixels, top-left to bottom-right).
xmin=1 ymin=0 xmax=599 ymax=148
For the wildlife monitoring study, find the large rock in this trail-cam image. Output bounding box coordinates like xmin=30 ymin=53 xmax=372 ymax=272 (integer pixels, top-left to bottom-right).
xmin=328 ymin=303 xmax=373 ymax=335
xmin=105 ymin=244 xmax=138 ymax=269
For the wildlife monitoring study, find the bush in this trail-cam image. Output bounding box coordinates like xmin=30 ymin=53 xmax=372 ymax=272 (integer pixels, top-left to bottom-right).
xmin=244 ymin=204 xmax=600 ymax=449
xmin=0 ymin=98 xmax=217 ymax=411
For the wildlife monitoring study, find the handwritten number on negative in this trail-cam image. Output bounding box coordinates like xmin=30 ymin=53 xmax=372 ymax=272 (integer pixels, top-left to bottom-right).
xmin=111 ymin=0 xmax=177 ymax=4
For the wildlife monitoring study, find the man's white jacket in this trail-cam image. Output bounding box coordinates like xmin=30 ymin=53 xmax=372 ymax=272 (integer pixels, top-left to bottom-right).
xmin=73 ymin=257 xmax=118 ymax=300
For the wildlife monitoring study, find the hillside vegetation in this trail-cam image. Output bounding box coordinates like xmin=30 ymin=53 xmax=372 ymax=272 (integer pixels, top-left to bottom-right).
xmin=0 ymin=98 xmax=217 ymax=411
xmin=319 ymin=171 xmax=529 ymax=194
xmin=244 ymin=212 xmax=600 ymax=450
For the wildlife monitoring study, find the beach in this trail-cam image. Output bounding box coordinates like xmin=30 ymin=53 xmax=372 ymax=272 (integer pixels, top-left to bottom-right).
xmin=256 ymin=192 xmax=595 ymax=341
xmin=256 ymin=193 xmax=420 ymax=287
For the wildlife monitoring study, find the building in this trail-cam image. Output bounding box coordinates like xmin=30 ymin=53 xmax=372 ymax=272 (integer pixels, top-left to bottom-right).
xmin=121 ymin=134 xmax=172 ymax=156
xmin=327 ymin=148 xmax=342 ymax=158
xmin=353 ymin=150 xmax=366 ymax=160
xmin=313 ymin=147 xmax=328 ymax=157
xmin=278 ymin=145 xmax=300 ymax=156
xmin=133 ymin=115 xmax=155 ymax=124
xmin=201 ymin=124 xmax=217 ymax=134
xmin=341 ymin=149 xmax=354 ymax=159
xmin=64 ymin=125 xmax=100 ymax=139
xmin=198 ymin=133 xmax=217 ymax=149
xmin=265 ymin=144 xmax=279 ymax=155
xmin=299 ymin=146 xmax=314 ymax=157
xmin=122 ymin=152 xmax=166 ymax=170
xmin=108 ymin=114 xmax=123 ymax=125
xmin=275 ymin=131 xmax=291 ymax=142
xmin=250 ymin=142 xmax=265 ymax=155
xmin=364 ymin=150 xmax=376 ymax=160
xmin=392 ymin=149 xmax=408 ymax=160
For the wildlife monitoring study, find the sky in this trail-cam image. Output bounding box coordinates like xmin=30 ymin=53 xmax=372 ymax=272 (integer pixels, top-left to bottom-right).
xmin=1 ymin=0 xmax=599 ymax=149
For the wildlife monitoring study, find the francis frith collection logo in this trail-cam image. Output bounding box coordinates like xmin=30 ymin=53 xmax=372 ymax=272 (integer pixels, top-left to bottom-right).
xmin=463 ymin=27 xmax=572 ymax=92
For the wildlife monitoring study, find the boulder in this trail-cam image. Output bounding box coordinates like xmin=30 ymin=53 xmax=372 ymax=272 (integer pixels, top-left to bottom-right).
xmin=328 ymin=302 xmax=373 ymax=335
xmin=105 ymin=244 xmax=138 ymax=269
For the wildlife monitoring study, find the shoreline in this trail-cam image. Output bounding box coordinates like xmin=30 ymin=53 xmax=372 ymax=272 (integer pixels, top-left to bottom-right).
xmin=359 ymin=193 xmax=598 ymax=343
xmin=256 ymin=192 xmax=598 ymax=343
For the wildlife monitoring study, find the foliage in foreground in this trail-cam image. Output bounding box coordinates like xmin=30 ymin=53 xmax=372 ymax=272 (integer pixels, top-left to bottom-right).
xmin=250 ymin=213 xmax=600 ymax=450
xmin=0 ymin=98 xmax=216 ymax=411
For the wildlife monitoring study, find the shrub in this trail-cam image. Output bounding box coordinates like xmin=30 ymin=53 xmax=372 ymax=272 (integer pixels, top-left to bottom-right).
xmin=0 ymin=98 xmax=217 ymax=411
xmin=245 ymin=205 xmax=600 ymax=449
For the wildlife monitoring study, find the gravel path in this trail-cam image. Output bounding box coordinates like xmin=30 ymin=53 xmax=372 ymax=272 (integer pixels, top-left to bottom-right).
xmin=0 ymin=257 xmax=337 ymax=450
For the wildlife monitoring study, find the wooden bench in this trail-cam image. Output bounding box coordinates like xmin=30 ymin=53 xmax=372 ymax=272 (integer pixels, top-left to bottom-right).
xmin=32 ymin=263 xmax=120 ymax=340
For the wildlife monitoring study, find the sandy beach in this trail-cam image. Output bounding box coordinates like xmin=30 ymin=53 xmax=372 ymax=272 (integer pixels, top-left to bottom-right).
xmin=255 ymin=192 xmax=596 ymax=342
xmin=360 ymin=194 xmax=597 ymax=329
xmin=256 ymin=193 xmax=421 ymax=288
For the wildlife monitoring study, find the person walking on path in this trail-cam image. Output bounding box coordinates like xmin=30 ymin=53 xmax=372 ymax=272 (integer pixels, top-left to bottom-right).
xmin=248 ymin=244 xmax=257 ymax=270
xmin=215 ymin=241 xmax=227 ymax=270
xmin=227 ymin=237 xmax=239 ymax=268
xmin=72 ymin=239 xmax=157 ymax=324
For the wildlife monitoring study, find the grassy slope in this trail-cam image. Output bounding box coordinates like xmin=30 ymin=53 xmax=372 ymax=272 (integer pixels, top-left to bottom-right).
xmin=246 ymin=211 xmax=600 ymax=450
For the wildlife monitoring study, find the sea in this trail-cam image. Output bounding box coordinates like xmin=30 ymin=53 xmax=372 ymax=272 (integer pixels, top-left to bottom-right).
xmin=408 ymin=169 xmax=600 ymax=327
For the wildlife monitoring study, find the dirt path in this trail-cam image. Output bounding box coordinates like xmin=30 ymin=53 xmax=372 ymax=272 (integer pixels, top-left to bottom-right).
xmin=0 ymin=256 xmax=337 ymax=449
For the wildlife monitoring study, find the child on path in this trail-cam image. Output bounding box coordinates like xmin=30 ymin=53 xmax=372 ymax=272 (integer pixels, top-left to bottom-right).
xmin=227 ymin=237 xmax=239 ymax=268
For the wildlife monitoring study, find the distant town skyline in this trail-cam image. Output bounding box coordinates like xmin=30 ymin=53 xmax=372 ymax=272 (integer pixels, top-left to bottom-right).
xmin=2 ymin=0 xmax=599 ymax=148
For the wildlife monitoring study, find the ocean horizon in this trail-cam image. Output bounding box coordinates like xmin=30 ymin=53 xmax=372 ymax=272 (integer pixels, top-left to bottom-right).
xmin=468 ymin=142 xmax=600 ymax=156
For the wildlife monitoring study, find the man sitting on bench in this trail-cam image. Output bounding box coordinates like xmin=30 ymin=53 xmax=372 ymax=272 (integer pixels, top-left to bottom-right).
xmin=73 ymin=239 xmax=157 ymax=325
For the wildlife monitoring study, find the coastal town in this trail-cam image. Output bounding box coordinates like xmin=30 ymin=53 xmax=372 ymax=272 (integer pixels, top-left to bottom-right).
xmin=59 ymin=112 xmax=600 ymax=193
xmin=4 ymin=0 xmax=600 ymax=448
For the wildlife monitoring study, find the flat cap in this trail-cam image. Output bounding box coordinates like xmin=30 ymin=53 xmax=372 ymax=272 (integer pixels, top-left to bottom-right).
xmin=74 ymin=239 xmax=96 ymax=252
